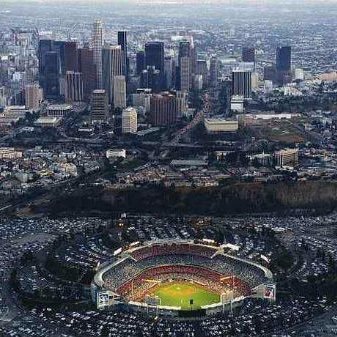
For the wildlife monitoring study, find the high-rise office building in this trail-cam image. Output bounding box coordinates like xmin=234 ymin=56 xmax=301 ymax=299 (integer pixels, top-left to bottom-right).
xmin=102 ymin=45 xmax=123 ymax=104
xmin=140 ymin=66 xmax=161 ymax=93
xmin=65 ymin=71 xmax=83 ymax=103
xmin=118 ymin=31 xmax=128 ymax=76
xmin=179 ymin=56 xmax=191 ymax=92
xmin=38 ymin=40 xmax=60 ymax=99
xmin=44 ymin=51 xmax=60 ymax=99
xmin=276 ymin=46 xmax=292 ymax=85
xmin=64 ymin=41 xmax=78 ymax=73
xmin=78 ymin=46 xmax=97 ymax=102
xmin=122 ymin=107 xmax=137 ymax=134
xmin=232 ymin=68 xmax=252 ymax=99
xmin=178 ymin=40 xmax=192 ymax=92
xmin=149 ymin=92 xmax=178 ymax=126
xmin=145 ymin=41 xmax=165 ymax=86
xmin=38 ymin=39 xmax=53 ymax=76
xmin=164 ymin=56 xmax=173 ymax=89
xmin=113 ymin=75 xmax=126 ymax=109
xmin=196 ymin=59 xmax=208 ymax=87
xmin=92 ymin=20 xmax=103 ymax=88
xmin=53 ymin=41 xmax=67 ymax=75
xmin=136 ymin=51 xmax=145 ymax=75
xmin=25 ymin=84 xmax=43 ymax=110
xmin=176 ymin=90 xmax=188 ymax=117
xmin=276 ymin=46 xmax=291 ymax=72
xmin=209 ymin=56 xmax=218 ymax=87
xmin=91 ymin=89 xmax=108 ymax=123
xmin=242 ymin=47 xmax=256 ymax=63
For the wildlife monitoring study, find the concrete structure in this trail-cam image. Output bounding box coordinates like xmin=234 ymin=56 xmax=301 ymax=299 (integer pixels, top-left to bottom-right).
xmin=117 ymin=31 xmax=128 ymax=76
xmin=34 ymin=116 xmax=62 ymax=127
xmin=46 ymin=104 xmax=72 ymax=117
xmin=230 ymin=95 xmax=245 ymax=113
xmin=150 ymin=92 xmax=178 ymax=126
xmin=122 ymin=107 xmax=137 ymax=134
xmin=0 ymin=147 xmax=23 ymax=159
xmin=106 ymin=149 xmax=126 ymax=159
xmin=92 ymin=20 xmax=103 ymax=88
xmin=25 ymin=83 xmax=43 ymax=110
xmin=204 ymin=118 xmax=239 ymax=133
xmin=113 ymin=75 xmax=126 ymax=109
xmin=232 ymin=68 xmax=252 ymax=99
xmin=209 ymin=55 xmax=218 ymax=87
xmin=65 ymin=71 xmax=83 ymax=102
xmin=102 ymin=45 xmax=123 ymax=104
xmin=91 ymin=89 xmax=108 ymax=123
xmin=274 ymin=148 xmax=299 ymax=168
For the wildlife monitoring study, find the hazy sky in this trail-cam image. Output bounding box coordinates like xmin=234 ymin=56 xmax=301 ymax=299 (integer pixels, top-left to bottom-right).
xmin=3 ymin=0 xmax=334 ymax=3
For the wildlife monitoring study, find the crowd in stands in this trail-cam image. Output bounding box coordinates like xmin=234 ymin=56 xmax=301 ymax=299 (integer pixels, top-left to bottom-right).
xmin=116 ymin=265 xmax=247 ymax=302
xmin=129 ymin=243 xmax=217 ymax=261
xmin=101 ymin=243 xmax=269 ymax=304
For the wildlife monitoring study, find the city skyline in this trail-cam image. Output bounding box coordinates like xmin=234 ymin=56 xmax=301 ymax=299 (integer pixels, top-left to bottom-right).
xmin=0 ymin=1 xmax=336 ymax=337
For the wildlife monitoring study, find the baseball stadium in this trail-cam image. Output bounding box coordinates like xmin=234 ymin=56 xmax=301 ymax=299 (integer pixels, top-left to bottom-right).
xmin=91 ymin=240 xmax=275 ymax=318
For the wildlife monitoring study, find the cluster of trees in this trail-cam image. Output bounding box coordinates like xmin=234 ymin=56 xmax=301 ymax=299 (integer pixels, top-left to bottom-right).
xmin=49 ymin=180 xmax=337 ymax=216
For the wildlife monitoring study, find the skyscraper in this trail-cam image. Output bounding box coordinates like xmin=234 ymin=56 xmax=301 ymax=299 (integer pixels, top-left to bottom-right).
xmin=136 ymin=51 xmax=145 ymax=75
xmin=276 ymin=46 xmax=292 ymax=85
xmin=276 ymin=46 xmax=291 ymax=72
xmin=149 ymin=92 xmax=178 ymax=126
xmin=92 ymin=20 xmax=103 ymax=88
xmin=38 ymin=39 xmax=53 ymax=76
xmin=178 ymin=40 xmax=192 ymax=92
xmin=122 ymin=107 xmax=137 ymax=134
xmin=209 ymin=56 xmax=218 ymax=87
xmin=164 ymin=56 xmax=173 ymax=89
xmin=196 ymin=59 xmax=208 ymax=87
xmin=44 ymin=51 xmax=60 ymax=99
xmin=113 ymin=75 xmax=126 ymax=109
xmin=140 ymin=66 xmax=161 ymax=93
xmin=118 ymin=31 xmax=128 ymax=76
xmin=65 ymin=71 xmax=83 ymax=103
xmin=38 ymin=40 xmax=60 ymax=99
xmin=64 ymin=41 xmax=78 ymax=73
xmin=232 ymin=68 xmax=252 ymax=99
xmin=102 ymin=45 xmax=123 ymax=104
xmin=25 ymin=84 xmax=43 ymax=110
xmin=145 ymin=42 xmax=165 ymax=87
xmin=91 ymin=89 xmax=108 ymax=123
xmin=179 ymin=56 xmax=191 ymax=92
xmin=78 ymin=46 xmax=97 ymax=102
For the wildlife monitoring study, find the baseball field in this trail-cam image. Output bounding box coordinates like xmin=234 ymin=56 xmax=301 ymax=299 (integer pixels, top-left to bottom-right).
xmin=152 ymin=282 xmax=220 ymax=310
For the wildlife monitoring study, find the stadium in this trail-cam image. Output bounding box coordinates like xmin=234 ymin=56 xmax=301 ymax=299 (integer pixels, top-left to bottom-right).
xmin=91 ymin=240 xmax=275 ymax=318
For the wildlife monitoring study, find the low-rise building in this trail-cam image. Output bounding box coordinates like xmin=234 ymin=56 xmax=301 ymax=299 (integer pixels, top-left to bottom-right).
xmin=34 ymin=117 xmax=62 ymax=127
xmin=106 ymin=149 xmax=126 ymax=159
xmin=204 ymin=118 xmax=239 ymax=133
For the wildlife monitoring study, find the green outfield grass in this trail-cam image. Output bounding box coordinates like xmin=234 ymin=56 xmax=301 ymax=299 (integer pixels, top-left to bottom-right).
xmin=151 ymin=282 xmax=220 ymax=310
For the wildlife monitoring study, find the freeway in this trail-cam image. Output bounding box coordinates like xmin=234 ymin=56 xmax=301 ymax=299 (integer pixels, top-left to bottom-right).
xmin=168 ymin=93 xmax=211 ymax=146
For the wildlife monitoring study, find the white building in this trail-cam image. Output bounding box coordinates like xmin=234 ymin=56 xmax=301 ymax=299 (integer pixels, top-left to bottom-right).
xmin=0 ymin=147 xmax=23 ymax=160
xmin=122 ymin=107 xmax=138 ymax=134
xmin=106 ymin=149 xmax=126 ymax=159
xmin=34 ymin=117 xmax=62 ymax=127
xmin=46 ymin=104 xmax=72 ymax=117
xmin=113 ymin=75 xmax=126 ymax=109
xmin=204 ymin=118 xmax=239 ymax=133
xmin=231 ymin=95 xmax=245 ymax=113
